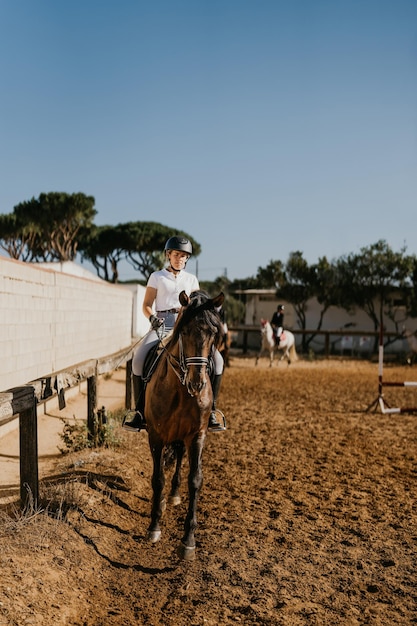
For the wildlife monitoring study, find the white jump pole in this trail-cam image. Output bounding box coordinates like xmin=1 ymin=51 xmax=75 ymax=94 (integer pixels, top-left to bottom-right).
xmin=373 ymin=324 xmax=417 ymax=415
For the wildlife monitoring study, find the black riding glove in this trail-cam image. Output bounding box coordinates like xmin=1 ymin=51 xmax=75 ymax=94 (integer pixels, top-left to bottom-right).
xmin=149 ymin=314 xmax=164 ymax=331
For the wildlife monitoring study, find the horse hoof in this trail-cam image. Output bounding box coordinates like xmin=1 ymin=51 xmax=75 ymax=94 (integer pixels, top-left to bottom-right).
xmin=178 ymin=542 xmax=196 ymax=561
xmin=168 ymin=495 xmax=181 ymax=506
xmin=147 ymin=529 xmax=162 ymax=544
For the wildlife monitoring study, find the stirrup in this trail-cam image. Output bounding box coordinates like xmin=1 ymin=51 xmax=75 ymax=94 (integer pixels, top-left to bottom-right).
xmin=208 ymin=409 xmax=226 ymax=432
xmin=122 ymin=410 xmax=147 ymax=432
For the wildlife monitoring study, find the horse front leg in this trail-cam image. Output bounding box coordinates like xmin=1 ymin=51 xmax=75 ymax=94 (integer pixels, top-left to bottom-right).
xmin=147 ymin=436 xmax=165 ymax=544
xmin=168 ymin=441 xmax=185 ymax=506
xmin=179 ymin=434 xmax=205 ymax=561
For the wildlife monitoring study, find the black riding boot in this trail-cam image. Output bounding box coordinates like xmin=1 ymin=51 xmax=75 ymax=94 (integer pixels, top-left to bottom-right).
xmin=123 ymin=375 xmax=147 ymax=432
xmin=208 ymin=374 xmax=226 ymax=432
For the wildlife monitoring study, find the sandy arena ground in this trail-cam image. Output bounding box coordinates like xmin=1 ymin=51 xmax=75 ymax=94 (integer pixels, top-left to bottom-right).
xmin=0 ymin=356 xmax=416 ymax=625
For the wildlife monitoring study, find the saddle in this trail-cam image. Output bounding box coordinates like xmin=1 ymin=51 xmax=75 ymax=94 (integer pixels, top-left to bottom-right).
xmin=276 ymin=331 xmax=286 ymax=345
xmin=142 ymin=332 xmax=172 ymax=383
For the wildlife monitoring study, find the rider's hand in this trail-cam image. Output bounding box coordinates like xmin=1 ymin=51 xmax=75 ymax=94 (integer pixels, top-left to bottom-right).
xmin=149 ymin=314 xmax=164 ymax=331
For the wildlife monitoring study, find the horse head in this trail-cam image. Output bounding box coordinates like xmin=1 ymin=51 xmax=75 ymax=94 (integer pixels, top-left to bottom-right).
xmin=174 ymin=290 xmax=225 ymax=396
xmin=260 ymin=318 xmax=268 ymax=330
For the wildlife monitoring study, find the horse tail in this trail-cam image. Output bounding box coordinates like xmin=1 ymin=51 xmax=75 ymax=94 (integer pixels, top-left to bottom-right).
xmin=289 ymin=338 xmax=298 ymax=362
xmin=163 ymin=441 xmax=185 ymax=469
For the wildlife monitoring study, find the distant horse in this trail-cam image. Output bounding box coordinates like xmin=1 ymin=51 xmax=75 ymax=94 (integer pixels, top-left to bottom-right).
xmin=255 ymin=319 xmax=298 ymax=366
xmin=144 ymin=289 xmax=224 ymax=560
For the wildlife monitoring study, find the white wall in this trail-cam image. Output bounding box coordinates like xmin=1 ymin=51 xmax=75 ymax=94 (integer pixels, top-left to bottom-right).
xmin=0 ymin=257 xmax=134 ymax=391
xmin=121 ymin=283 xmax=149 ymax=338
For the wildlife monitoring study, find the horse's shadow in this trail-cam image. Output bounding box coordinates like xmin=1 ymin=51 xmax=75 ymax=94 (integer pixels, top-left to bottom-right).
xmin=72 ymin=520 xmax=178 ymax=572
xmin=40 ymin=468 xmax=143 ymax=514
xmin=63 ymin=502 xmax=177 ymax=573
xmin=41 ymin=469 xmax=179 ymax=572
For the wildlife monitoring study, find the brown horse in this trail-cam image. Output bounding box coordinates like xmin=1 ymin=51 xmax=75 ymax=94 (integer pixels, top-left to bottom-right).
xmin=144 ymin=289 xmax=225 ymax=560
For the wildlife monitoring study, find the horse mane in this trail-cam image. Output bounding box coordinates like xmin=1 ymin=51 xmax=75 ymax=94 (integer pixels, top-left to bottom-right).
xmin=171 ymin=290 xmax=224 ymax=344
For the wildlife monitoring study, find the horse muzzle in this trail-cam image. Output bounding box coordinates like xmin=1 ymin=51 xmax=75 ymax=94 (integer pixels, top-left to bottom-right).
xmin=186 ymin=377 xmax=208 ymax=397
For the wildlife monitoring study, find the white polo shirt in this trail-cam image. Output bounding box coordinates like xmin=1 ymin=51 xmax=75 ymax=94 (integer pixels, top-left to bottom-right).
xmin=147 ymin=268 xmax=200 ymax=312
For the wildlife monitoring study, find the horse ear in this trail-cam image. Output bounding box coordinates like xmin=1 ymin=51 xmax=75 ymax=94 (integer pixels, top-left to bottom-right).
xmin=212 ymin=292 xmax=225 ymax=308
xmin=179 ymin=291 xmax=190 ymax=307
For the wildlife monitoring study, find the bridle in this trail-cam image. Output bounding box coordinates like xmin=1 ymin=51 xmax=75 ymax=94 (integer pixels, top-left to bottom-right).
xmin=168 ymin=334 xmax=211 ymax=390
xmin=157 ymin=306 xmax=219 ymax=394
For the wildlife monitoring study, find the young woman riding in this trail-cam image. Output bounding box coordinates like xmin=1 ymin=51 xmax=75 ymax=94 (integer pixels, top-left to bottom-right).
xmin=123 ymin=235 xmax=226 ymax=433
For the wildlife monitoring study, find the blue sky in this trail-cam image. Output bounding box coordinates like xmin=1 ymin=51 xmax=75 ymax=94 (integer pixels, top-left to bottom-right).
xmin=1 ymin=1 xmax=416 ymax=282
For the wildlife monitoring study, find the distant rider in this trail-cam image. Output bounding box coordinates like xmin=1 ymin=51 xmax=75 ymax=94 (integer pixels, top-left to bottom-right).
xmin=271 ymin=304 xmax=284 ymax=346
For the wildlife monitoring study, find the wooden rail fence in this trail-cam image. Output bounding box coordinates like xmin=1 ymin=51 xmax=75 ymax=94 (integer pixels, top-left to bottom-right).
xmin=230 ymin=326 xmax=401 ymax=357
xmin=0 ymin=345 xmax=136 ymax=510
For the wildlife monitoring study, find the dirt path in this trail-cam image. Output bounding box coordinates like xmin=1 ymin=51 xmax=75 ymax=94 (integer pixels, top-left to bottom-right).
xmin=0 ymin=358 xmax=416 ymax=625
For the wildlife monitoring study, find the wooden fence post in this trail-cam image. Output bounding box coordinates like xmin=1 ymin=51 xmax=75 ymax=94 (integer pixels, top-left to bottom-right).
xmin=125 ymin=358 xmax=132 ymax=409
xmin=87 ymin=374 xmax=97 ymax=443
xmin=19 ymin=387 xmax=38 ymax=510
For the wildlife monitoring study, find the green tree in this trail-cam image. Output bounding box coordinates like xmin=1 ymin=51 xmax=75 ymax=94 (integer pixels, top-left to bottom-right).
xmin=78 ymin=224 xmax=131 ymax=283
xmin=335 ymin=240 xmax=414 ymax=348
xmin=314 ymin=256 xmax=340 ymax=328
xmin=0 ymin=211 xmax=40 ymax=261
xmin=228 ymin=276 xmax=262 ymax=291
xmin=11 ymin=192 xmax=96 ymax=261
xmin=276 ymin=251 xmax=317 ymax=351
xmin=408 ymin=256 xmax=417 ymax=318
xmin=255 ymin=260 xmax=285 ymax=289
xmin=200 ymin=275 xmax=245 ymax=325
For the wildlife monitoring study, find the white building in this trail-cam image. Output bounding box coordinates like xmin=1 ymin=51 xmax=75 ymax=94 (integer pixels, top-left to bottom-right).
xmin=232 ymin=289 xmax=417 ymax=356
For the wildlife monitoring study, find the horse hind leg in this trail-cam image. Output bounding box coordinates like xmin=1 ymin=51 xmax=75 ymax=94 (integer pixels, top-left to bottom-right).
xmin=256 ymin=345 xmax=267 ymax=366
